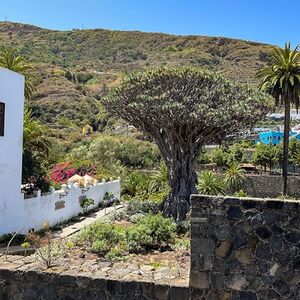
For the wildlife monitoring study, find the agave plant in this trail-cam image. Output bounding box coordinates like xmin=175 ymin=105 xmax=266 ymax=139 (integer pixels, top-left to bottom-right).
xmin=197 ymin=170 xmax=224 ymax=196
xmin=224 ymin=163 xmax=245 ymax=193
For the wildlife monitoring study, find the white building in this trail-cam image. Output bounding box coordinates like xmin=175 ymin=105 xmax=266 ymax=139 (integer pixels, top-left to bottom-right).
xmin=0 ymin=67 xmax=120 ymax=235
xmin=0 ymin=67 xmax=25 ymax=234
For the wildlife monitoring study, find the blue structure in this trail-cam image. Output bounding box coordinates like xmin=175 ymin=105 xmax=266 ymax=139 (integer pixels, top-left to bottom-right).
xmin=259 ymin=131 xmax=300 ymax=145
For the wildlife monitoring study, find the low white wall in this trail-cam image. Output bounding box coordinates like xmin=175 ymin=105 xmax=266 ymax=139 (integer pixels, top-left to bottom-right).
xmin=0 ymin=180 xmax=120 ymax=235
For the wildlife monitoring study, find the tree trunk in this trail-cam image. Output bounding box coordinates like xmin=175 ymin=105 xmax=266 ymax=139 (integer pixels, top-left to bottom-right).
xmin=282 ymin=97 xmax=290 ymax=195
xmin=161 ymin=153 xmax=197 ymax=222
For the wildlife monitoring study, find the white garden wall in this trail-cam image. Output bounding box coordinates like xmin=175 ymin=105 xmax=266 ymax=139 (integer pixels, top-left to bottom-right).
xmin=0 ymin=180 xmax=120 ymax=235
xmin=0 ymin=67 xmax=121 ymax=236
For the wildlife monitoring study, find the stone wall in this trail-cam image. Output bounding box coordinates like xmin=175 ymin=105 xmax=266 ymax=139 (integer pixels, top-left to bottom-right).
xmin=244 ymin=175 xmax=300 ymax=198
xmin=0 ymin=266 xmax=189 ymax=300
xmin=190 ymin=195 xmax=300 ymax=299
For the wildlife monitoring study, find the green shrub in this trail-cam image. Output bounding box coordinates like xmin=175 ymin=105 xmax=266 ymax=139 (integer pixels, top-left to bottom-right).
xmin=92 ymin=240 xmax=107 ymax=255
xmin=126 ymin=224 xmax=152 ymax=252
xmin=233 ymin=189 xmax=248 ymax=197
xmin=137 ymin=214 xmax=176 ymax=247
xmin=125 ymin=214 xmax=176 ymax=252
xmin=80 ymin=198 xmax=95 ymax=214
xmin=88 ymin=135 xmax=159 ymax=169
xmin=173 ymin=238 xmax=190 ymax=250
xmin=197 ymin=149 xmax=211 ymax=164
xmin=105 ymin=243 xmax=127 ymax=260
xmin=78 ymin=222 xmax=124 ymax=249
xmin=126 ymin=199 xmax=158 ymax=215
xmin=198 ymin=170 xmax=224 ymax=195
xmin=129 ymin=213 xmax=145 ymax=223
xmin=122 ymin=171 xmax=150 ymax=197
xmin=210 ymin=147 xmax=228 ymax=166
xmin=227 ymin=144 xmax=246 ymax=165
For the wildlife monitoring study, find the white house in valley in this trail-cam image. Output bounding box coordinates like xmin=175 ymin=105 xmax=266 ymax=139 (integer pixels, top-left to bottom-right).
xmin=0 ymin=67 xmax=120 ymax=235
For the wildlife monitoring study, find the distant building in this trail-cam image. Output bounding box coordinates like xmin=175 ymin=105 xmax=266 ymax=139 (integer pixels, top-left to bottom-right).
xmin=259 ymin=131 xmax=300 ymax=145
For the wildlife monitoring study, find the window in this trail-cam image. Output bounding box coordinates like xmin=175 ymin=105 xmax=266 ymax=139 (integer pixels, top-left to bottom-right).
xmin=0 ymin=102 xmax=5 ymax=136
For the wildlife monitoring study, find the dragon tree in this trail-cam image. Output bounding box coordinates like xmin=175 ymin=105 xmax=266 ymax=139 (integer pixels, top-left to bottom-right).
xmin=103 ymin=68 xmax=273 ymax=221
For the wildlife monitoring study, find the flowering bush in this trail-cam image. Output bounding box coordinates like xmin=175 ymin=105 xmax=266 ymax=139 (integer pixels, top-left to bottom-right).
xmin=50 ymin=161 xmax=96 ymax=184
xmin=50 ymin=162 xmax=77 ymax=183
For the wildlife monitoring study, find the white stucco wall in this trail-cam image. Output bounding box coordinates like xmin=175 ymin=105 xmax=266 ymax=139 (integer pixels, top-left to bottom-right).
xmin=0 ymin=67 xmax=121 ymax=235
xmin=0 ymin=180 xmax=120 ymax=234
xmin=22 ymin=180 xmax=120 ymax=233
xmin=0 ymin=67 xmax=25 ymax=235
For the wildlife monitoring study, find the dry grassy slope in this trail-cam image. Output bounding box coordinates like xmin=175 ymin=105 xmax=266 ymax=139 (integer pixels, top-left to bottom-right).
xmin=0 ymin=21 xmax=275 ymax=136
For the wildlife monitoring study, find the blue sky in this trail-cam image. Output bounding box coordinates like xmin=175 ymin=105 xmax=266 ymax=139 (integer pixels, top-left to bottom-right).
xmin=1 ymin=0 xmax=299 ymax=46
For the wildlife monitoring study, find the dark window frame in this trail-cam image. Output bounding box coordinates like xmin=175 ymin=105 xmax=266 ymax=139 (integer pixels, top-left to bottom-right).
xmin=0 ymin=102 xmax=5 ymax=137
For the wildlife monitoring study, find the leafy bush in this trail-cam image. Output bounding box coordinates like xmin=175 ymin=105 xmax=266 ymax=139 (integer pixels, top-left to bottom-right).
xmin=126 ymin=214 xmax=176 ymax=250
xmin=226 ymin=144 xmax=246 ymax=165
xmin=80 ymin=198 xmax=95 ymax=214
xmin=99 ymin=192 xmax=119 ymax=208
xmin=91 ymin=240 xmax=107 ymax=255
xmin=78 ymin=213 xmax=176 ymax=258
xmin=198 ymin=170 xmax=224 ymax=195
xmin=126 ymin=224 xmax=152 ymax=252
xmin=122 ymin=168 xmax=168 ymax=201
xmin=197 ymin=149 xmax=211 ymax=164
xmin=122 ymin=171 xmax=150 ymax=197
xmin=126 ymin=199 xmax=159 ymax=216
xmin=210 ymin=147 xmax=228 ymax=166
xmin=79 ymin=222 xmax=123 ymax=246
xmin=86 ymin=135 xmax=160 ymax=169
xmin=233 ymin=189 xmax=248 ymax=197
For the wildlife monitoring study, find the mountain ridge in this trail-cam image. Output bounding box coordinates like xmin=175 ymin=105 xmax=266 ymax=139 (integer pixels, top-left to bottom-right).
xmin=0 ymin=21 xmax=274 ymax=142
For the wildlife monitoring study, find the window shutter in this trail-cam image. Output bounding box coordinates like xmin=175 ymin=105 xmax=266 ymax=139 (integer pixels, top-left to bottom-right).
xmin=0 ymin=102 xmax=5 ymax=136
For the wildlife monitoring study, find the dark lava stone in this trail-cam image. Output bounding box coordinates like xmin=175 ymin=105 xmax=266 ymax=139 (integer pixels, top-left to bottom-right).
xmin=262 ymin=212 xmax=280 ymax=224
xmin=272 ymin=225 xmax=284 ymax=234
xmin=256 ymin=226 xmax=272 ymax=240
xmin=290 ymin=216 xmax=300 ymax=227
xmin=266 ymin=201 xmax=284 ymax=210
xmin=233 ymin=236 xmax=247 ymax=248
xmin=242 ymin=200 xmax=257 ymax=209
xmin=240 ymin=291 xmax=257 ymax=300
xmin=227 ymin=206 xmax=242 ymax=220
xmin=227 ymin=258 xmax=241 ymax=270
xmin=255 ymin=244 xmax=272 ymax=260
xmin=284 ymin=231 xmax=300 ymax=243
xmin=293 ymin=257 xmax=300 ymax=270
xmin=266 ymin=289 xmax=281 ymax=299
xmin=258 ymin=262 xmax=270 ymax=274
xmin=273 ymin=280 xmax=290 ymax=296
xmin=245 ymin=264 xmax=257 ymax=279
xmin=270 ymin=237 xmax=283 ymax=251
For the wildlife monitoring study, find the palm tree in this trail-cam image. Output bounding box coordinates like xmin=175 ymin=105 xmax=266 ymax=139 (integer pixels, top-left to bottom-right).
xmin=224 ymin=163 xmax=245 ymax=194
xmin=0 ymin=48 xmax=35 ymax=99
xmin=256 ymin=43 xmax=300 ymax=195
xmin=23 ymin=108 xmax=51 ymax=160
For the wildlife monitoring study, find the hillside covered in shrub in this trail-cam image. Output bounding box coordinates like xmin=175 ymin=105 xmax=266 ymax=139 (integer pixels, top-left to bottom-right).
xmin=0 ymin=21 xmax=274 ymax=139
